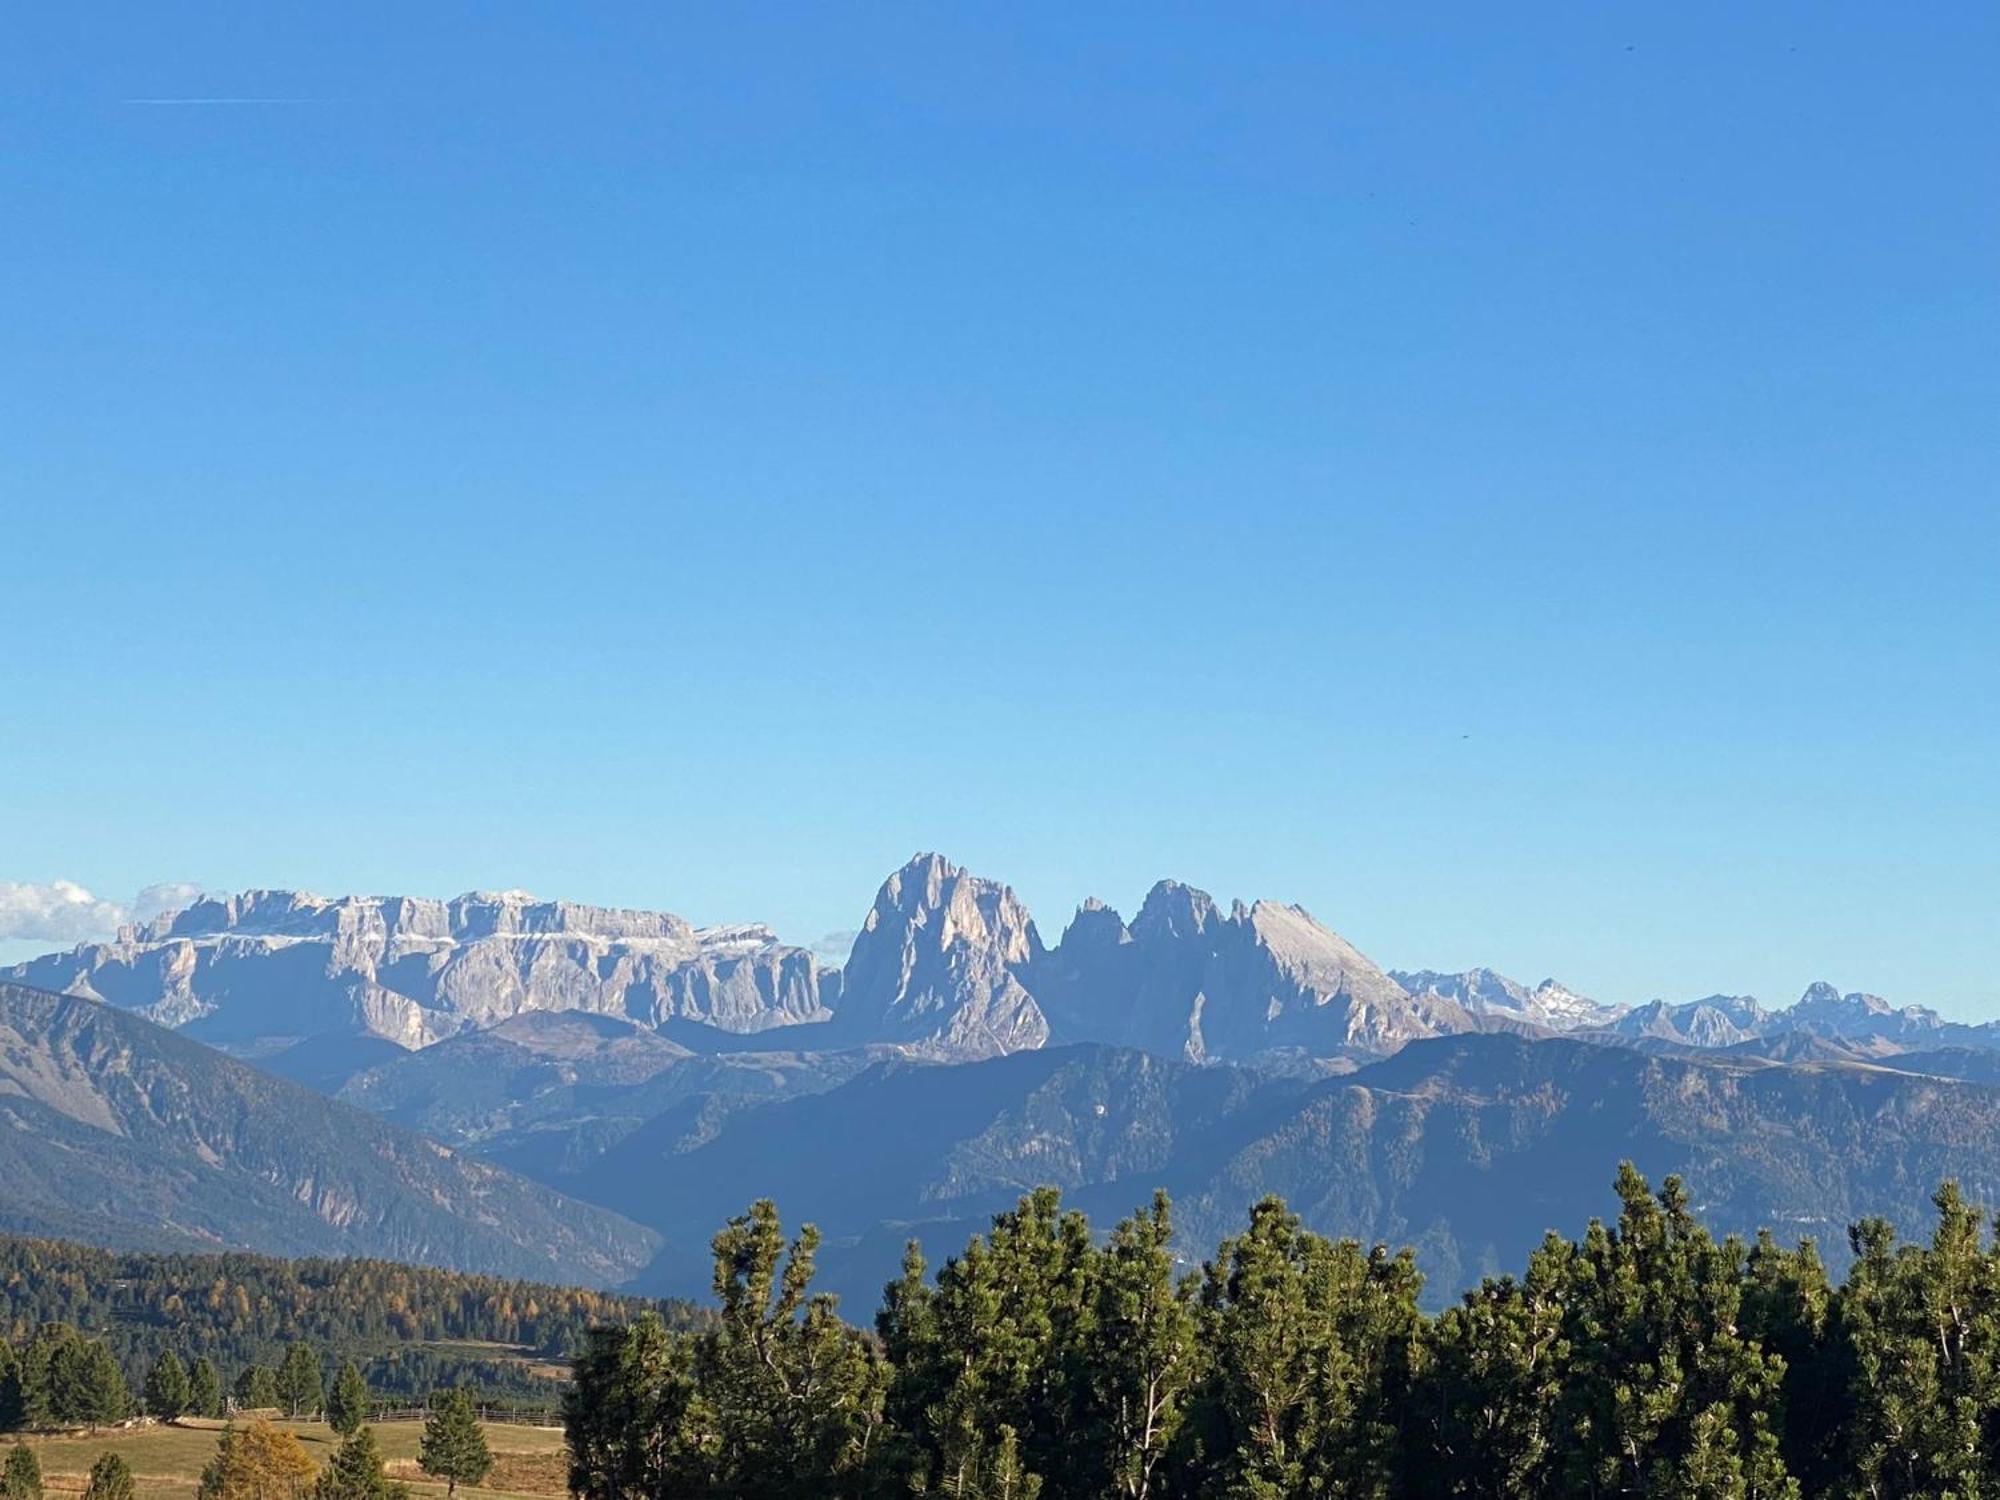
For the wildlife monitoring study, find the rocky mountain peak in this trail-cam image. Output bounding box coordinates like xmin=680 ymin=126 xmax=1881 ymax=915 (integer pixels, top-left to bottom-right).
xmin=11 ymin=885 xmax=828 ymax=1052
xmin=1243 ymin=900 xmax=1377 ymax=975
xmin=1388 ymin=967 xmax=1620 ymax=1032
xmin=1131 ymin=880 xmax=1219 ymax=940
xmin=834 ymin=855 xmax=1048 ymax=1059
xmin=1059 ymin=898 xmax=1131 ymax=950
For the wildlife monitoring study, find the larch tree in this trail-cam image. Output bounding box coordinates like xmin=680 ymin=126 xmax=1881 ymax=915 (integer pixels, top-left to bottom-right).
xmin=198 ymin=1418 xmax=318 ymax=1500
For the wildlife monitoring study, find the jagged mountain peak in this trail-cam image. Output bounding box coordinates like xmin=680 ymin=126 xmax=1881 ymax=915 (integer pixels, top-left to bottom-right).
xmin=877 ymin=851 xmax=957 ymax=906
xmin=1059 ymin=898 xmax=1131 ymax=950
xmin=863 ymin=853 xmax=1041 ymax=962
xmin=11 ymin=885 xmax=830 ymax=1051
xmin=1390 ymin=967 xmax=1619 ymax=1032
xmin=1242 ymin=899 xmax=1377 ymax=970
xmin=1131 ymin=879 xmax=1221 ymax=939
xmin=140 ymin=887 xmax=726 ymax=948
xmin=1792 ymin=981 xmax=1895 ymax=1017
xmin=835 ymin=855 xmax=1048 ymax=1059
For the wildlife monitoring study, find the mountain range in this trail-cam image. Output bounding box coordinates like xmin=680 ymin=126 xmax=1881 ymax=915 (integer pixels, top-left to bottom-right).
xmin=5 ymin=852 xmax=1999 ymax=1307
xmin=2 ymin=887 xmax=832 ymax=1053
xmin=586 ymin=1031 xmax=2000 ymax=1306
xmin=13 ymin=853 xmax=1992 ymax=1070
xmin=0 ymin=980 xmax=657 ymax=1284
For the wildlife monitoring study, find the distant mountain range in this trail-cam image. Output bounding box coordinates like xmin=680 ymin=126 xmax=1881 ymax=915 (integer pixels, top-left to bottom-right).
xmin=3 ymin=888 xmax=831 ymax=1052
xmin=6 ymin=853 xmax=1999 ymax=1308
xmin=12 ymin=853 xmax=1992 ymax=1069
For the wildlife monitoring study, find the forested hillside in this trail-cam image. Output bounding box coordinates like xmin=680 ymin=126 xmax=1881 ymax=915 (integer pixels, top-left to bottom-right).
xmin=569 ymin=1168 xmax=2000 ymax=1499
xmin=0 ymin=982 xmax=659 ymax=1286
xmin=0 ymin=1235 xmax=707 ymax=1406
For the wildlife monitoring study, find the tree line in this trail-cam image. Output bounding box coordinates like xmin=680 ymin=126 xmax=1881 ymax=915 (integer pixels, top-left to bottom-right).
xmin=2 ymin=1325 xmax=449 ymax=1436
xmin=0 ymin=1388 xmax=496 ymax=1500
xmin=0 ymin=1236 xmax=704 ymax=1404
xmin=565 ymin=1165 xmax=2000 ymax=1499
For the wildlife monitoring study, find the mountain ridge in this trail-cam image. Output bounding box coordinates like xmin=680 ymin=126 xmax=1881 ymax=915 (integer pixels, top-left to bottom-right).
xmin=10 ymin=855 xmax=1994 ymax=1075
xmin=0 ymin=979 xmax=660 ymax=1285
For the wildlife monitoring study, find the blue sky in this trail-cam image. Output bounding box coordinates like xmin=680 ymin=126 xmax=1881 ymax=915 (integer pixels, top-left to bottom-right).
xmin=2 ymin=3 xmax=1995 ymax=1013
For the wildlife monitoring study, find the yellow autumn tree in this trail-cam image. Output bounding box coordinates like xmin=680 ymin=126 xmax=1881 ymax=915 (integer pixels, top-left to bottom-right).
xmin=197 ymin=1421 xmax=318 ymax=1500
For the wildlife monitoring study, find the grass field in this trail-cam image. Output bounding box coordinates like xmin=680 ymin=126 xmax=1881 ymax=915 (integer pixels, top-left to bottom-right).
xmin=11 ymin=1419 xmax=568 ymax=1500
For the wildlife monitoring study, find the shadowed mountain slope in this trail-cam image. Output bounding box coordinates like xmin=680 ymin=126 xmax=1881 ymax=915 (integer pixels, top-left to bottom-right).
xmin=598 ymin=1032 xmax=2000 ymax=1308
xmin=0 ymin=981 xmax=659 ymax=1286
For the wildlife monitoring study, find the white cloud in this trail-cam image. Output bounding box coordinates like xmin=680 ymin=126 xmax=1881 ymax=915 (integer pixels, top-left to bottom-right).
xmin=811 ymin=930 xmax=858 ymax=967
xmin=133 ymin=882 xmax=207 ymax=921
xmin=0 ymin=879 xmax=205 ymax=945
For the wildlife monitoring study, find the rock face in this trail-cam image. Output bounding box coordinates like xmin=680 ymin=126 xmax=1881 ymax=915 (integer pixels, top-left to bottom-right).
xmin=0 ymin=981 xmax=659 ymax=1285
xmin=833 ymin=854 xmax=1049 ymax=1059
xmin=11 ymin=861 xmax=1990 ymax=1076
xmin=1033 ymin=882 xmax=1473 ymax=1063
xmin=1391 ymin=968 xmax=1623 ymax=1031
xmin=1611 ymin=995 xmax=1769 ymax=1047
xmin=1600 ymin=984 xmax=2000 ymax=1054
xmin=4 ymin=889 xmax=834 ymax=1051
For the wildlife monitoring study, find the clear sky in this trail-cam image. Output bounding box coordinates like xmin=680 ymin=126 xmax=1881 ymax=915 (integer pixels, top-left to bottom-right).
xmin=2 ymin=4 xmax=1995 ymax=1014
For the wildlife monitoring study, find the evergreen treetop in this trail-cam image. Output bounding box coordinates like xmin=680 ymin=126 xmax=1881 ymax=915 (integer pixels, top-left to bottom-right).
xmin=325 ymin=1363 xmax=369 ymax=1438
xmin=145 ymin=1350 xmax=191 ymax=1422
xmin=2 ymin=1446 xmax=39 ymax=1500
xmin=83 ymin=1452 xmax=135 ymax=1500
xmin=313 ymin=1426 xmax=408 ymax=1500
xmin=418 ymin=1388 xmax=492 ymax=1499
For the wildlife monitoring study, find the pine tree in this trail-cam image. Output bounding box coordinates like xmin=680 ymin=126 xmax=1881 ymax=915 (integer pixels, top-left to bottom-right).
xmin=695 ymin=1201 xmax=888 ymax=1498
xmin=62 ymin=1342 xmax=130 ymax=1432
xmin=879 ymin=1189 xmax=1094 ymax=1497
xmin=1180 ymin=1195 xmax=1423 ymax=1500
xmin=20 ymin=1327 xmax=75 ymax=1430
xmin=235 ymin=1366 xmax=281 ymax=1413
xmin=418 ymin=1389 xmax=492 ymax=1499
xmin=1740 ymin=1231 xmax=1842 ymax=1493
xmin=1555 ymin=1166 xmax=1796 ymax=1500
xmin=563 ymin=1315 xmax=708 ymax=1500
xmin=277 ymin=1347 xmax=322 ymax=1421
xmin=325 ymin=1365 xmax=369 ymax=1438
xmin=2 ymin=1446 xmax=39 ymax=1500
xmin=146 ymin=1351 xmax=192 ymax=1421
xmin=189 ymin=1360 xmax=225 ymax=1422
xmin=312 ymin=1427 xmax=408 ymax=1500
xmin=197 ymin=1426 xmax=241 ymax=1500
xmin=0 ymin=1345 xmax=21 ymax=1434
xmin=975 ymin=1426 xmax=1041 ymax=1500
xmin=543 ymin=1175 xmax=2000 ymax=1500
xmin=1078 ymin=1193 xmax=1195 ymax=1500
xmin=1409 ymin=1234 xmax=1573 ymax=1497
xmin=83 ymin=1453 xmax=135 ymax=1500
xmin=1837 ymin=1184 xmax=2000 ymax=1499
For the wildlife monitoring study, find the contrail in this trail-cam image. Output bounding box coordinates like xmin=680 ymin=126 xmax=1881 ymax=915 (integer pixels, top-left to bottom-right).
xmin=122 ymin=97 xmax=322 ymax=106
